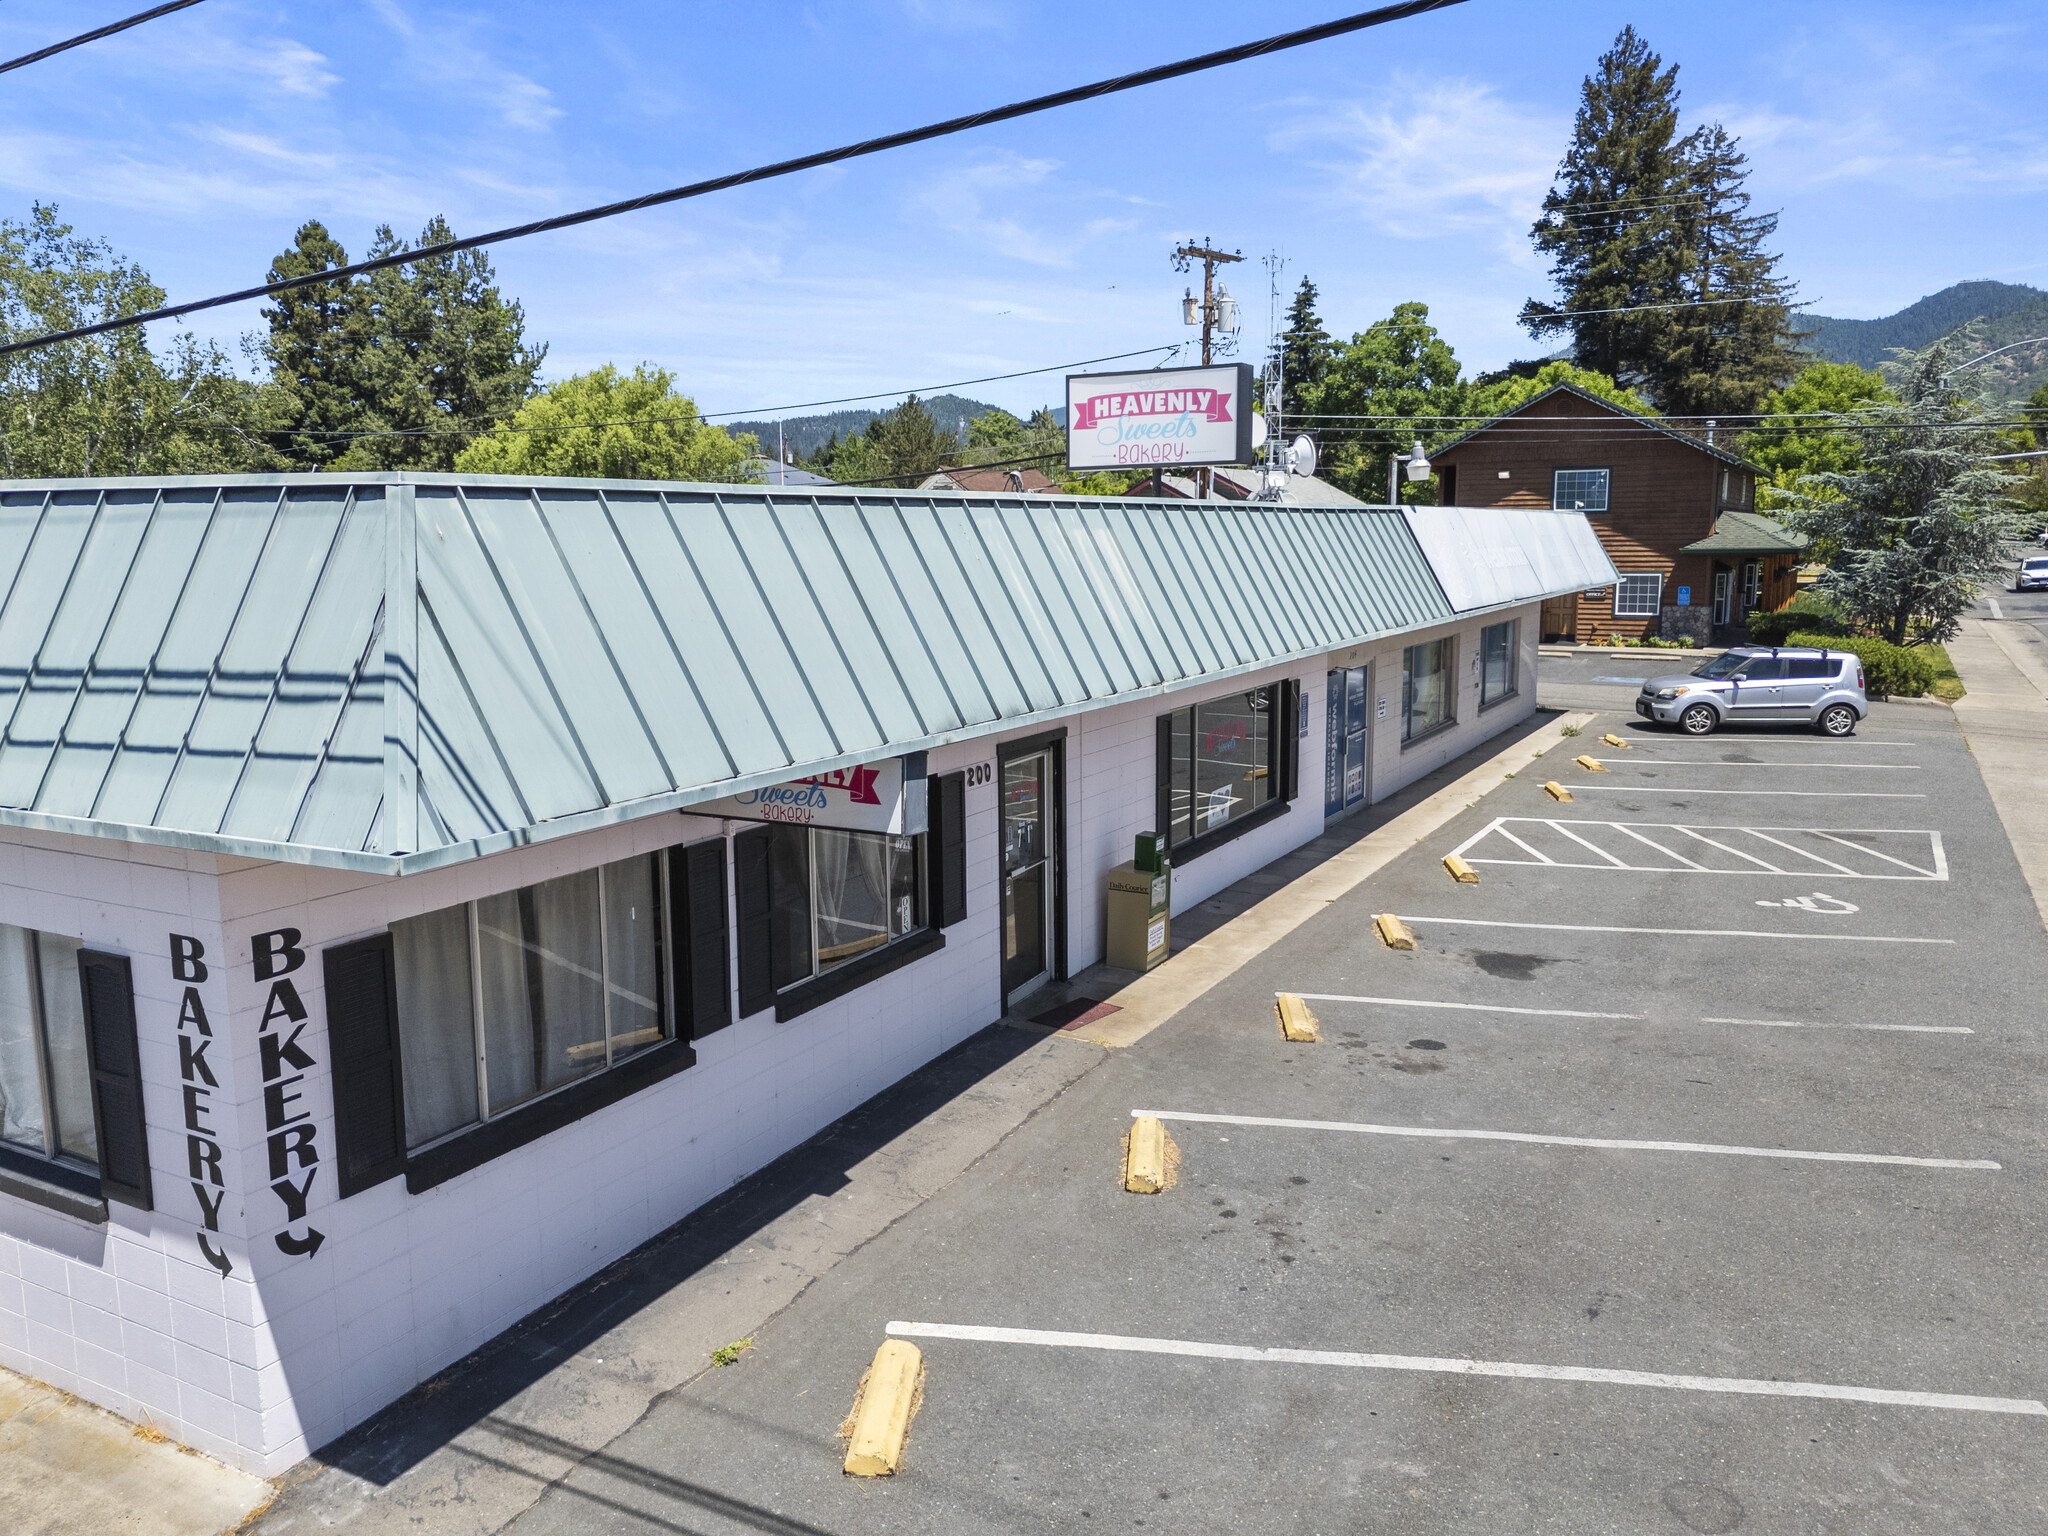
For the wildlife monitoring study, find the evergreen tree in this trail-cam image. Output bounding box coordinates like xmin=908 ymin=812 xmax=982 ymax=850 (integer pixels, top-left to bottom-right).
xmin=259 ymin=220 xmax=364 ymax=470
xmin=864 ymin=394 xmax=958 ymax=482
xmin=1520 ymin=26 xmax=1687 ymax=384
xmin=1781 ymin=342 xmax=2024 ymax=646
xmin=1273 ymin=276 xmax=1334 ymax=426
xmin=1638 ymin=124 xmax=1806 ymax=416
xmin=259 ymin=216 xmax=544 ymax=470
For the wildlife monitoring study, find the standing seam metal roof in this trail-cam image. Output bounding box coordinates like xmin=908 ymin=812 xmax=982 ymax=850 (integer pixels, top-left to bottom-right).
xmin=0 ymin=472 xmax=1583 ymax=875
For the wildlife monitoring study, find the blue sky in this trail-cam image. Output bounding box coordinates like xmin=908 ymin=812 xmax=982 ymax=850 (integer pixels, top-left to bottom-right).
xmin=2 ymin=0 xmax=2043 ymax=421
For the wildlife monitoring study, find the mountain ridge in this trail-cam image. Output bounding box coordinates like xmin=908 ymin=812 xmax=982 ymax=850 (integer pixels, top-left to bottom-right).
xmin=1802 ymin=281 xmax=2047 ymax=399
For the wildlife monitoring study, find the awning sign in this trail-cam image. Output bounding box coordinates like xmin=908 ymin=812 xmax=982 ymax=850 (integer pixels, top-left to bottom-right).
xmin=693 ymin=756 xmax=928 ymax=835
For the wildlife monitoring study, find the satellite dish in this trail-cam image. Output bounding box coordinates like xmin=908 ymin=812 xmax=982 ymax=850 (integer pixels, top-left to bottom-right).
xmin=1288 ymin=435 xmax=1317 ymax=478
xmin=1251 ymin=413 xmax=1269 ymax=450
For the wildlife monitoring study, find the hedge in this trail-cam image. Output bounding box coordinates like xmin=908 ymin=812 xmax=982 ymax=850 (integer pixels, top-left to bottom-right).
xmin=1747 ymin=607 xmax=1850 ymax=647
xmin=1784 ymin=632 xmax=1935 ymax=698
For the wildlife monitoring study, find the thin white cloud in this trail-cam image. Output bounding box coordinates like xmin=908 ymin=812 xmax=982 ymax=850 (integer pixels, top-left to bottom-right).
xmin=911 ymin=153 xmax=1139 ymax=268
xmin=1267 ymin=76 xmax=1563 ymax=261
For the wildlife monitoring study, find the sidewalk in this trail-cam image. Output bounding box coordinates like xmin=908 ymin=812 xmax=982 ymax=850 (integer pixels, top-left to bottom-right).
xmin=1947 ymin=616 xmax=2048 ymax=932
xmin=246 ymin=708 xmax=1593 ymax=1536
xmin=1 ymin=1370 xmax=270 ymax=1536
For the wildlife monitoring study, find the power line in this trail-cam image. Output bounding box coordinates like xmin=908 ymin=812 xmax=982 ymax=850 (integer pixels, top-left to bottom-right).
xmin=0 ymin=0 xmax=206 ymax=77
xmin=1523 ymin=294 xmax=1809 ymax=321
xmin=0 ymin=0 xmax=1467 ymax=361
xmin=698 ymin=346 xmax=1176 ymax=422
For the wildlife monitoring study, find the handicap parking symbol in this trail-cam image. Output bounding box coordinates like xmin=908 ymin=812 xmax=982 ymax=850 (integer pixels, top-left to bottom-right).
xmin=1755 ymin=892 xmax=1859 ymax=914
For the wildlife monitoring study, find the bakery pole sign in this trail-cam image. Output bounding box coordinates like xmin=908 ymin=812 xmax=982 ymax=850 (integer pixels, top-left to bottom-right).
xmin=1065 ymin=363 xmax=1255 ymax=471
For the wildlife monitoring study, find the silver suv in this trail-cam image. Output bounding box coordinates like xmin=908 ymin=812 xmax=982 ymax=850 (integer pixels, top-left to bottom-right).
xmin=1636 ymin=646 xmax=1868 ymax=737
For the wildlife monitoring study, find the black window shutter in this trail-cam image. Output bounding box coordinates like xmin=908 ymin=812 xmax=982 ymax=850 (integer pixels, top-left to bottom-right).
xmin=1279 ymin=679 xmax=1301 ymax=803
xmin=734 ymin=825 xmax=775 ymax=1019
xmin=1155 ymin=713 xmax=1174 ymax=852
xmin=76 ymin=949 xmax=151 ymax=1209
xmin=672 ymin=840 xmax=732 ymax=1038
xmin=324 ymin=934 xmax=407 ymax=1197
xmin=928 ymin=772 xmax=967 ymax=928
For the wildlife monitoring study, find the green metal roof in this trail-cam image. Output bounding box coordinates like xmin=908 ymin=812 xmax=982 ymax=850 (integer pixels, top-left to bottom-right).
xmin=0 ymin=471 xmax=1527 ymax=874
xmin=1680 ymin=510 xmax=1810 ymax=555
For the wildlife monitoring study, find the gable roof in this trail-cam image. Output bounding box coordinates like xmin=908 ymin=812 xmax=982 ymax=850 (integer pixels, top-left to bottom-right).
xmin=1679 ymin=510 xmax=1809 ymax=555
xmin=919 ymin=466 xmax=1057 ymax=493
xmin=1431 ymin=382 xmax=1763 ymax=473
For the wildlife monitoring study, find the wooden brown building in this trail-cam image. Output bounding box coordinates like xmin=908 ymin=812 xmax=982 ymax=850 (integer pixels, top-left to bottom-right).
xmin=1431 ymin=383 xmax=1806 ymax=645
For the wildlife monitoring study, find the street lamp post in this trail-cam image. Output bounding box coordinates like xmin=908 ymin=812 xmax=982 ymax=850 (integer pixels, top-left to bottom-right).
xmin=1387 ymin=439 xmax=1432 ymax=506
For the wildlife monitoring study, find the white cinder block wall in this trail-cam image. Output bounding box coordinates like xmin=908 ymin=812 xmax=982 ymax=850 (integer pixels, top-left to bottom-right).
xmin=1362 ymin=604 xmax=1541 ymax=804
xmin=0 ymin=622 xmax=1540 ymax=1476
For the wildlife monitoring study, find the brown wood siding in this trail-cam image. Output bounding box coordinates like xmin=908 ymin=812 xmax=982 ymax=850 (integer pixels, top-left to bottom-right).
xmin=1437 ymin=392 xmax=1745 ymax=641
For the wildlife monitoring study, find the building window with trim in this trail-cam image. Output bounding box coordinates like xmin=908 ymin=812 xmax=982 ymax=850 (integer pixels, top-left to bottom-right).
xmin=1479 ymin=620 xmax=1519 ymax=707
xmin=755 ymin=826 xmax=924 ymax=993
xmin=390 ymin=853 xmax=674 ymax=1152
xmin=1402 ymin=638 xmax=1454 ymax=742
xmin=1614 ymin=572 xmax=1663 ymax=618
xmin=1159 ymin=686 xmax=1288 ymax=854
xmin=0 ymin=926 xmax=95 ymax=1169
xmin=1552 ymin=468 xmax=1610 ymax=511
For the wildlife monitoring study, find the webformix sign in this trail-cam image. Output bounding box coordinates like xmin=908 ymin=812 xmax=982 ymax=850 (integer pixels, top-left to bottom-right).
xmin=1065 ymin=363 xmax=1255 ymax=471
xmin=692 ymin=754 xmax=928 ymax=834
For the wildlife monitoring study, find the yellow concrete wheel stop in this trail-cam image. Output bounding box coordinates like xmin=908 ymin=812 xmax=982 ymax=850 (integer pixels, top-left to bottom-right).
xmin=1602 ymin=734 xmax=1630 ymax=748
xmin=1124 ymin=1114 xmax=1176 ymax=1192
xmin=1575 ymin=755 xmax=1608 ymax=771
xmin=1274 ymin=993 xmax=1320 ymax=1042
xmin=1375 ymin=912 xmax=1417 ymax=950
xmin=1543 ymin=781 xmax=1572 ymax=802
xmin=1443 ymin=853 xmax=1480 ymax=883
xmin=842 ymin=1339 xmax=924 ymax=1476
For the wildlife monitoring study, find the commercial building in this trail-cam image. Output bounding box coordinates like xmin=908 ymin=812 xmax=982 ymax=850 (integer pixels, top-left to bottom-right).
xmin=0 ymin=470 xmax=1610 ymax=1473
xmin=1430 ymin=382 xmax=1807 ymax=645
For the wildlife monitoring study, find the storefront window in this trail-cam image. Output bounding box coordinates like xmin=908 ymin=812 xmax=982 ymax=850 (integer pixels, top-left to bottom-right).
xmin=1403 ymin=639 xmax=1453 ymax=741
xmin=762 ymin=826 xmax=925 ymax=992
xmin=0 ymin=924 xmax=95 ymax=1168
xmin=1160 ymin=686 xmax=1276 ymax=850
xmin=1480 ymin=620 xmax=1519 ymax=706
xmin=391 ymin=852 xmax=671 ymax=1151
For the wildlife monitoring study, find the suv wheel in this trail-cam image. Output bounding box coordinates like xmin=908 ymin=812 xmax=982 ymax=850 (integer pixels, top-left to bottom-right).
xmin=1679 ymin=702 xmax=1718 ymax=736
xmin=1817 ymin=703 xmax=1857 ymax=737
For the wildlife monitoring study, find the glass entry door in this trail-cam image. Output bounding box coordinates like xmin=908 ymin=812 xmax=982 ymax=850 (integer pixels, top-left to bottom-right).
xmin=1001 ymin=750 xmax=1054 ymax=999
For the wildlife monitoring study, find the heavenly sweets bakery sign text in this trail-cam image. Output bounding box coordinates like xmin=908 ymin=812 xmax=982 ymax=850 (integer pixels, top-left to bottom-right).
xmin=1065 ymin=364 xmax=1251 ymax=470
xmin=692 ymin=758 xmax=925 ymax=834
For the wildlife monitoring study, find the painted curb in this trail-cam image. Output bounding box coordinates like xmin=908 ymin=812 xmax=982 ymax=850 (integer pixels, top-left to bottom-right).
xmin=843 ymin=1339 xmax=923 ymax=1477
xmin=1125 ymin=1115 xmax=1171 ymax=1192
xmin=1274 ymin=993 xmax=1320 ymax=1042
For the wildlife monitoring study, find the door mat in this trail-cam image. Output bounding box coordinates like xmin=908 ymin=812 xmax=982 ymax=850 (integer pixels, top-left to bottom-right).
xmin=1030 ymin=998 xmax=1124 ymax=1031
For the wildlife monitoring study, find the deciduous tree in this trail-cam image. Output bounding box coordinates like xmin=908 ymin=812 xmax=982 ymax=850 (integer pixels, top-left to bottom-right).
xmin=451 ymin=364 xmax=757 ymax=482
xmin=1299 ymin=302 xmax=1464 ymax=501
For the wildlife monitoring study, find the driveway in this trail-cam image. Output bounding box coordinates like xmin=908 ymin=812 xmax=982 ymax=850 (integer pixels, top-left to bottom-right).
xmin=499 ymin=701 xmax=2048 ymax=1535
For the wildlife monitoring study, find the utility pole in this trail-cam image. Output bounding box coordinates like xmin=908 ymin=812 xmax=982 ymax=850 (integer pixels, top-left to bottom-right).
xmin=1174 ymin=239 xmax=1242 ymax=500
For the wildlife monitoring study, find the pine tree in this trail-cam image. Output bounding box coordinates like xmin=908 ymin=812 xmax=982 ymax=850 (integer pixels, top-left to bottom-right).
xmin=1520 ymin=26 xmax=1688 ymax=385
xmin=1782 ymin=342 xmax=2024 ymax=646
xmin=259 ymin=217 xmax=544 ymax=470
xmin=261 ymin=220 xmax=366 ymax=469
xmin=1274 ymin=276 xmax=1334 ymax=426
xmin=865 ymin=394 xmax=958 ymax=482
xmin=1638 ymin=124 xmax=1806 ymax=417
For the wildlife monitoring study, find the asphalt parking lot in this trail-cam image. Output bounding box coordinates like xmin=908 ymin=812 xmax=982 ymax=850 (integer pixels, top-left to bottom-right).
xmin=508 ymin=702 xmax=2048 ymax=1536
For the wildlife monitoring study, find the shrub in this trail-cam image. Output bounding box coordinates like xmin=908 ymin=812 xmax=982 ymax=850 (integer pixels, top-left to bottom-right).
xmin=1785 ymin=632 xmax=1934 ymax=697
xmin=1748 ymin=606 xmax=1850 ymax=647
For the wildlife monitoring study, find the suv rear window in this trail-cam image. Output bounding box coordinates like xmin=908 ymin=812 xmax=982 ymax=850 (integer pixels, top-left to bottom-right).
xmin=1785 ymin=657 xmax=1837 ymax=679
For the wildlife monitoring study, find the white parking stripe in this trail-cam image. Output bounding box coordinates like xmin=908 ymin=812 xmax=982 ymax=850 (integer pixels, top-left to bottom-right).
xmin=1570 ymin=785 xmax=1928 ymax=798
xmin=886 ymin=1322 xmax=2048 ymax=1417
xmin=1291 ymin=993 xmax=1645 ymax=1020
xmin=1450 ymin=818 xmax=1947 ymax=879
xmin=1132 ymin=1110 xmax=2000 ymax=1170
xmin=1394 ymin=915 xmax=1954 ymax=944
xmin=1702 ymin=1016 xmax=1973 ymax=1035
xmin=1287 ymin=994 xmax=1971 ymax=1035
xmin=1604 ymin=761 xmax=1921 ymax=770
